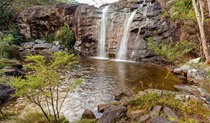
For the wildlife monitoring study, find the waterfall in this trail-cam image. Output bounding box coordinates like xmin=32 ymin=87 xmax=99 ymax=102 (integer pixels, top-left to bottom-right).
xmin=97 ymin=6 xmax=109 ymax=58
xmin=131 ymin=1 xmax=151 ymax=59
xmin=116 ymin=10 xmax=137 ymax=60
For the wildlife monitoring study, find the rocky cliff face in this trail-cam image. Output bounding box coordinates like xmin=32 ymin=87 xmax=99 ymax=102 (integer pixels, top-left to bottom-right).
xmin=17 ymin=0 xmax=176 ymax=61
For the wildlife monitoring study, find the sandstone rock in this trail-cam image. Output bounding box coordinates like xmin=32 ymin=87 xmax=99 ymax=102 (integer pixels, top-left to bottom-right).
xmin=97 ymin=106 xmax=127 ymax=123
xmin=187 ymin=69 xmax=205 ymax=83
xmin=150 ymin=105 xmax=162 ymax=118
xmin=173 ymin=85 xmax=208 ymax=97
xmin=97 ymin=104 xmax=111 ymax=113
xmin=130 ymin=110 xmax=144 ymax=119
xmin=158 ymin=21 xmax=169 ymax=34
xmin=21 ymin=42 xmax=35 ymax=49
xmin=81 ymin=109 xmax=96 ymax=119
xmin=163 ymin=107 xmax=178 ymax=121
xmin=150 ymin=116 xmax=173 ymax=123
xmin=17 ymin=0 xmax=176 ymax=60
xmin=33 ymin=43 xmax=53 ymax=50
xmin=114 ymin=92 xmax=129 ymax=101
xmin=135 ymin=114 xmax=149 ymax=122
xmin=173 ymin=57 xmax=201 ymax=74
xmin=35 ymin=39 xmax=46 ymax=44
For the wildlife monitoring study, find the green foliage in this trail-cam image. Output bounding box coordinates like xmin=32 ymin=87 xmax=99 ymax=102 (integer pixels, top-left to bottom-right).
xmin=74 ymin=119 xmax=96 ymax=123
xmin=166 ymin=0 xmax=195 ymax=20
xmin=55 ymin=26 xmax=75 ymax=48
xmin=0 ymin=0 xmax=78 ymax=30
xmin=0 ymin=60 xmax=7 ymax=69
xmin=0 ymin=33 xmax=14 ymax=58
xmin=147 ymin=38 xmax=192 ymax=62
xmin=15 ymin=112 xmax=68 ymax=123
xmin=42 ymin=26 xmax=75 ymax=48
xmin=10 ymin=51 xmax=82 ymax=122
xmin=127 ymin=92 xmax=160 ymax=112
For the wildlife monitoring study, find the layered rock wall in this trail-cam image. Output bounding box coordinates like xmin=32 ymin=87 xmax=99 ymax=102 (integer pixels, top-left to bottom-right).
xmin=17 ymin=0 xmax=176 ymax=61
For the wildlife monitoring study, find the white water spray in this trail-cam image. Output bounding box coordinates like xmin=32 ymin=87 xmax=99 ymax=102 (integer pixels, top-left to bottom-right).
xmin=116 ymin=10 xmax=137 ymax=60
xmin=97 ymin=6 xmax=109 ymax=58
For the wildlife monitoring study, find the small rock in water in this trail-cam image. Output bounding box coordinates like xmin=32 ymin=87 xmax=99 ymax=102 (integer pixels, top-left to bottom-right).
xmin=97 ymin=104 xmax=111 ymax=113
xmin=81 ymin=109 xmax=96 ymax=119
xmin=114 ymin=92 xmax=129 ymax=101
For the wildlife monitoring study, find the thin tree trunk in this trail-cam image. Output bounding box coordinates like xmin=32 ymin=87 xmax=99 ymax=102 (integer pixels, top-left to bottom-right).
xmin=56 ymin=83 xmax=59 ymax=119
xmin=207 ymin=0 xmax=210 ymax=17
xmin=192 ymin=0 xmax=210 ymax=64
xmin=27 ymin=96 xmax=50 ymax=121
xmin=50 ymin=85 xmax=58 ymax=122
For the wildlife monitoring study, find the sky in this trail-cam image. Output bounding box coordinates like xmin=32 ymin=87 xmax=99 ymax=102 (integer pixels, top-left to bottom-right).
xmin=76 ymin=0 xmax=119 ymax=7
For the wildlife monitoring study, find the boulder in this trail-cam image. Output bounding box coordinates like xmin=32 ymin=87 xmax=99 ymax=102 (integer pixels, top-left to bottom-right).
xmin=114 ymin=92 xmax=129 ymax=101
xmin=130 ymin=110 xmax=144 ymax=119
xmin=97 ymin=104 xmax=111 ymax=113
xmin=173 ymin=85 xmax=209 ymax=97
xmin=81 ymin=109 xmax=96 ymax=119
xmin=33 ymin=43 xmax=53 ymax=50
xmin=163 ymin=107 xmax=178 ymax=121
xmin=150 ymin=116 xmax=173 ymax=123
xmin=0 ymin=85 xmax=15 ymax=104
xmin=135 ymin=114 xmax=149 ymax=122
xmin=35 ymin=39 xmax=46 ymax=44
xmin=173 ymin=57 xmax=201 ymax=74
xmin=97 ymin=106 xmax=127 ymax=123
xmin=21 ymin=42 xmax=35 ymax=49
xmin=150 ymin=105 xmax=162 ymax=118
xmin=187 ymin=69 xmax=206 ymax=83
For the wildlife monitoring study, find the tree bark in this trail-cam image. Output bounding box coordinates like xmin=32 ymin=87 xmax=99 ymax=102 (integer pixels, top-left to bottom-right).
xmin=207 ymin=0 xmax=210 ymax=17
xmin=192 ymin=0 xmax=210 ymax=64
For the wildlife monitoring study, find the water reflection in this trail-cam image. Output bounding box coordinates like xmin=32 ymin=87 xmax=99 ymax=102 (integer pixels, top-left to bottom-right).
xmin=61 ymin=57 xmax=186 ymax=122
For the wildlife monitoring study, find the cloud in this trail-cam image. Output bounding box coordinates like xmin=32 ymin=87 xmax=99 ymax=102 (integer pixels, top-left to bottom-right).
xmin=76 ymin=0 xmax=119 ymax=7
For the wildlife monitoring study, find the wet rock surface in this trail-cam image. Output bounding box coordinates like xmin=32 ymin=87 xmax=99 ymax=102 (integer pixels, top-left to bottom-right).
xmin=97 ymin=104 xmax=111 ymax=113
xmin=81 ymin=109 xmax=96 ymax=119
xmin=96 ymin=106 xmax=127 ymax=123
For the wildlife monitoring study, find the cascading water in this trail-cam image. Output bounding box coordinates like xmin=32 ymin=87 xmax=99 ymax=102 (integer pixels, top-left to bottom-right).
xmin=97 ymin=6 xmax=109 ymax=58
xmin=131 ymin=0 xmax=151 ymax=59
xmin=116 ymin=10 xmax=137 ymax=60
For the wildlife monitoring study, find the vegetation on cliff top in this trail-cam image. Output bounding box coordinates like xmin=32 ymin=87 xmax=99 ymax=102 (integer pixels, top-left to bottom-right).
xmin=166 ymin=0 xmax=210 ymax=64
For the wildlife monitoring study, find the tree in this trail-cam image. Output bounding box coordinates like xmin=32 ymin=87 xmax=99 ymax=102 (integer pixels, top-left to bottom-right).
xmin=208 ymin=0 xmax=210 ymax=17
xmin=10 ymin=51 xmax=82 ymax=122
xmin=192 ymin=0 xmax=210 ymax=64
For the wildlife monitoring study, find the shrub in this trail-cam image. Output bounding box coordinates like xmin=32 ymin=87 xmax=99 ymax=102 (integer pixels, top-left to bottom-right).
xmin=10 ymin=51 xmax=82 ymax=122
xmin=42 ymin=26 xmax=75 ymax=49
xmin=55 ymin=26 xmax=75 ymax=48
xmin=0 ymin=33 xmax=14 ymax=58
xmin=147 ymin=38 xmax=192 ymax=62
